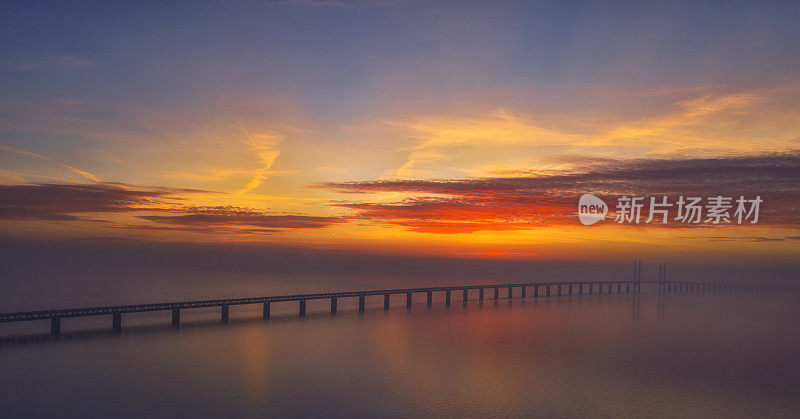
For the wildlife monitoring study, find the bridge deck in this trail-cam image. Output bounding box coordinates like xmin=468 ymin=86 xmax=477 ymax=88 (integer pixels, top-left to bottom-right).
xmin=1 ymin=279 xmax=792 ymax=324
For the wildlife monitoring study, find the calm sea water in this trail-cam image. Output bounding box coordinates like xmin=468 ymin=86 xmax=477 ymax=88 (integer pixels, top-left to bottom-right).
xmin=1 ymin=292 xmax=799 ymax=417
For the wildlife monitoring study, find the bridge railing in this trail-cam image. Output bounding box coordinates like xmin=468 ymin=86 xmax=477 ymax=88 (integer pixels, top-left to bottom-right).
xmin=1 ymin=280 xmax=795 ymax=336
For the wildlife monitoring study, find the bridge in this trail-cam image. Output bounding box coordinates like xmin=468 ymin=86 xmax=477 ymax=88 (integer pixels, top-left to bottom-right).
xmin=1 ymin=276 xmax=793 ymax=337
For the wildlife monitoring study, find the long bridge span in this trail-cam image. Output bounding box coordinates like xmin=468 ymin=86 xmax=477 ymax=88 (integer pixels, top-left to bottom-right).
xmin=1 ymin=277 xmax=794 ymax=337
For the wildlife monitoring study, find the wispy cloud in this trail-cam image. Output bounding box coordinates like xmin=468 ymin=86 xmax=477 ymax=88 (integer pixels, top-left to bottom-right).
xmin=385 ymin=85 xmax=800 ymax=178
xmin=217 ymin=90 xmax=283 ymax=194
xmin=677 ymin=235 xmax=800 ymax=242
xmin=0 ymin=144 xmax=101 ymax=182
xmin=0 ymin=182 xmax=341 ymax=234
xmin=8 ymin=55 xmax=94 ymax=71
xmin=321 ymin=152 xmax=800 ymax=233
xmin=0 ymin=183 xmax=192 ymax=221
xmin=274 ymin=0 xmax=403 ymax=9
xmin=386 ymin=107 xmax=579 ymax=178
xmin=46 ymin=55 xmax=94 ymax=70
xmin=140 ymin=206 xmax=343 ymax=230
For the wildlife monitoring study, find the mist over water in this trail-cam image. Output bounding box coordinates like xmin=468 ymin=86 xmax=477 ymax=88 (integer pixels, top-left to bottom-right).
xmin=3 ymin=239 xmax=799 ymax=313
xmin=2 ymin=293 xmax=799 ymax=417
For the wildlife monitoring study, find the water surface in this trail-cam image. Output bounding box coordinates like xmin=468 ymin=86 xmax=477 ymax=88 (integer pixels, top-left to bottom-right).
xmin=1 ymin=293 xmax=799 ymax=417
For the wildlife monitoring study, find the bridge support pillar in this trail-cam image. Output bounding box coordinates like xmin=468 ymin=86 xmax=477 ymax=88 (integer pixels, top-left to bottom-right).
xmin=569 ymin=283 xmax=573 ymax=296
xmin=626 ymin=283 xmax=630 ymax=294
xmin=479 ymin=288 xmax=484 ymax=302
xmin=493 ymin=287 xmax=499 ymax=301
xmin=588 ymin=283 xmax=593 ymax=295
xmin=579 ymin=283 xmax=583 ymax=295
xmin=112 ymin=313 xmax=122 ymax=332
xmin=546 ymin=284 xmax=551 ymax=297
xmin=359 ymin=294 xmax=365 ymax=313
xmin=221 ymin=305 xmax=229 ymax=323
xmin=445 ymin=290 xmax=451 ymax=308
xmin=331 ymin=297 xmax=338 ymax=315
xmin=617 ymin=283 xmax=621 ymax=294
xmin=384 ymin=294 xmax=390 ymax=311
xmin=508 ymin=286 xmax=513 ymax=299
xmin=171 ymin=309 xmax=180 ymax=328
xmin=521 ymin=286 xmax=526 ymax=299
xmin=557 ymin=284 xmax=562 ymax=296
xmin=406 ymin=292 xmax=412 ymax=309
xmin=426 ymin=291 xmax=433 ymax=310
xmin=50 ymin=317 xmax=61 ymax=337
xmin=299 ymin=300 xmax=306 ymax=317
xmin=599 ymin=283 xmax=603 ymax=295
xmin=263 ymin=302 xmax=270 ymax=320
xmin=534 ymin=285 xmax=539 ymax=298
xmin=222 ymin=304 xmax=230 ymax=323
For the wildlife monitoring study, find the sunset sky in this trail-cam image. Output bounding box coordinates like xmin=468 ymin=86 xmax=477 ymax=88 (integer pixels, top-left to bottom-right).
xmin=2 ymin=0 xmax=799 ymax=268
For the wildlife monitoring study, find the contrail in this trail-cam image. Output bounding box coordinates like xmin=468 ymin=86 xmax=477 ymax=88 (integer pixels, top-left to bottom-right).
xmin=216 ymin=89 xmax=280 ymax=194
xmin=230 ymin=112 xmax=274 ymax=167
xmin=0 ymin=144 xmax=101 ymax=182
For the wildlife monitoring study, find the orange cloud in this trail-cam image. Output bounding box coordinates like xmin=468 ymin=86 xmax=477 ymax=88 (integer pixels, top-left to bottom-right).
xmin=323 ymin=152 xmax=800 ymax=234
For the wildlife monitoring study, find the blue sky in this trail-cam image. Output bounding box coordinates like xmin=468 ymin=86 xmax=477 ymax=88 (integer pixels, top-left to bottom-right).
xmin=1 ymin=0 xmax=799 ymax=262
